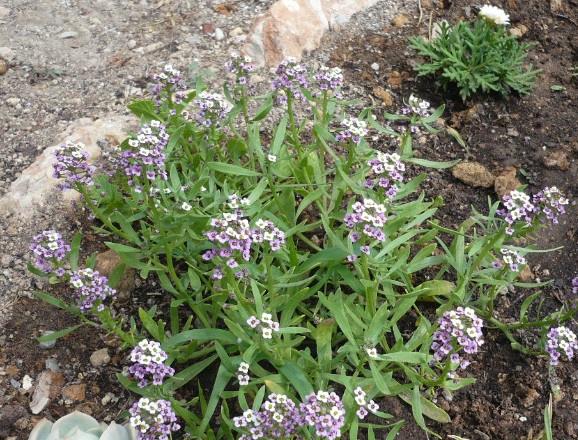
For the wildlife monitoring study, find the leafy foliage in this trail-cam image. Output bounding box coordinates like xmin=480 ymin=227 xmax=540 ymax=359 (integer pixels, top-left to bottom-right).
xmin=409 ymin=19 xmax=541 ymax=100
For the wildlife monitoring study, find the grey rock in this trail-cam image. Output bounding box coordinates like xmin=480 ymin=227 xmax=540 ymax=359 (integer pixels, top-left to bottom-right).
xmin=59 ymin=31 xmax=78 ymax=39
xmin=0 ymin=46 xmax=15 ymax=62
xmin=90 ymin=347 xmax=111 ymax=368
xmin=45 ymin=358 xmax=61 ymax=372
xmin=39 ymin=330 xmax=56 ymax=349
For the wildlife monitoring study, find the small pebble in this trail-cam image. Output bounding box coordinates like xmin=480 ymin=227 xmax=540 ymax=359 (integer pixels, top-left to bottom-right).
xmin=371 ymin=62 xmax=379 ymax=71
xmin=214 ymin=28 xmax=225 ymax=41
xmin=39 ymin=331 xmax=56 ymax=349
xmin=59 ymin=31 xmax=78 ymax=39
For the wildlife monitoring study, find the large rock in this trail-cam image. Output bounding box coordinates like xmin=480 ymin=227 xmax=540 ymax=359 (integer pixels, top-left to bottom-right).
xmin=0 ymin=115 xmax=138 ymax=220
xmin=244 ymin=0 xmax=382 ymax=68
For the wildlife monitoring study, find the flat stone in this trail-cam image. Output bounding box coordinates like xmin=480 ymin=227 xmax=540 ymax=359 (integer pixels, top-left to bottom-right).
xmin=59 ymin=31 xmax=78 ymax=39
xmin=95 ymin=249 xmax=135 ymax=303
xmin=452 ymin=162 xmax=495 ymax=188
xmin=0 ymin=115 xmax=138 ymax=220
xmin=494 ymin=166 xmax=522 ymax=199
xmin=372 ymin=87 xmax=393 ymax=107
xmin=214 ymin=28 xmax=225 ymax=41
xmin=61 ymin=383 xmax=86 ymax=402
xmin=90 ymin=348 xmax=111 ymax=368
xmin=391 ymin=14 xmax=408 ymax=27
xmin=0 ymin=47 xmax=15 ymax=62
xmin=543 ymin=151 xmax=570 ymax=171
xmin=29 ymin=370 xmax=66 ymax=414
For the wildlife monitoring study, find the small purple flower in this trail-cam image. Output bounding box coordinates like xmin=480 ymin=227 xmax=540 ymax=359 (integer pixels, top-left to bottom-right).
xmin=335 ymin=117 xmax=368 ymax=145
xmin=234 ymin=394 xmax=300 ymax=439
xmin=52 ymin=141 xmax=95 ymax=190
xmin=499 ymin=248 xmax=526 ymax=272
xmin=546 ymin=326 xmax=578 ymax=366
xmin=129 ymin=339 xmax=174 ymax=388
xmin=151 ymin=64 xmax=188 ymax=107
xmin=366 ymin=151 xmax=405 ymax=198
xmin=272 ymin=57 xmax=309 ymax=105
xmin=68 ymin=268 xmax=116 ymax=313
xmin=298 ymin=390 xmax=346 ymax=440
xmin=431 ymin=307 xmax=484 ymax=375
xmin=344 ymin=198 xmax=388 ymax=259
xmin=313 ymin=66 xmax=344 ymax=94
xmin=130 ymin=398 xmax=180 ymax=440
xmin=187 ymin=91 xmax=231 ymax=129
xmin=29 ymin=230 xmax=71 ymax=274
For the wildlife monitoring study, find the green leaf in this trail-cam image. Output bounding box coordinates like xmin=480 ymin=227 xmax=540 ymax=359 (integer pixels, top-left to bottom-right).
xmin=37 ymin=323 xmax=85 ymax=342
xmin=171 ymin=354 xmax=218 ymax=390
xmin=365 ymin=303 xmax=392 ymax=341
xmin=400 ymin=389 xmax=451 ymax=424
xmin=162 ymin=329 xmax=239 ymax=348
xmin=33 ymin=291 xmax=68 ymax=310
xmin=278 ymin=361 xmax=314 ymax=398
xmin=251 ymin=96 xmax=273 ymax=122
xmin=207 ymin=162 xmax=261 ymax=177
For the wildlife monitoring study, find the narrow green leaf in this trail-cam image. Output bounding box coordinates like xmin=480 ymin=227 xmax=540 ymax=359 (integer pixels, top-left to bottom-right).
xmin=207 ymin=162 xmax=261 ymax=177
xmin=37 ymin=323 xmax=85 ymax=342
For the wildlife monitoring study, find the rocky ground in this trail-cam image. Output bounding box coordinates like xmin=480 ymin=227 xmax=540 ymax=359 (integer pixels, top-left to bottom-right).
xmin=1 ymin=0 xmax=577 ymax=438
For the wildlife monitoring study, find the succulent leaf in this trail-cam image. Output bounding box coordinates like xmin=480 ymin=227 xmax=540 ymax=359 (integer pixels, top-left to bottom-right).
xmin=51 ymin=411 xmax=101 ymax=437
xmin=28 ymin=418 xmax=54 ymax=440
xmin=100 ymin=421 xmax=131 ymax=440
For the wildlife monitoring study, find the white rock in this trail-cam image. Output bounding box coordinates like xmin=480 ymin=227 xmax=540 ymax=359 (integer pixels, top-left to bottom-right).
xmin=59 ymin=31 xmax=78 ymax=39
xmin=22 ymin=375 xmax=33 ymax=391
xmin=127 ymin=39 xmax=137 ymax=49
xmin=0 ymin=46 xmax=15 ymax=62
xmin=6 ymin=97 xmax=21 ymax=107
xmin=371 ymin=62 xmax=380 ymax=71
xmin=229 ymin=27 xmax=244 ymax=37
xmin=214 ymin=28 xmax=225 ymax=41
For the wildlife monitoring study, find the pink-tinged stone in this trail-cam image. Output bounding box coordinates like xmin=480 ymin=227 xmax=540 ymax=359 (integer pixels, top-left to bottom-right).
xmin=244 ymin=0 xmax=381 ymax=68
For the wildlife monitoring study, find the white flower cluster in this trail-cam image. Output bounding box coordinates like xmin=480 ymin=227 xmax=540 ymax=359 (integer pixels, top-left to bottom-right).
xmin=342 ymin=117 xmax=368 ymax=138
xmin=504 ymin=190 xmax=535 ymax=221
xmin=247 ymin=312 xmax=280 ymax=338
xmin=131 ymin=339 xmax=168 ymax=365
xmin=227 ymin=193 xmax=251 ymax=209
xmin=353 ymin=387 xmax=379 ymax=419
xmin=479 ymin=4 xmax=510 ymax=25
xmin=407 ymin=94 xmax=431 ymax=117
xmin=237 ymin=361 xmax=250 ymax=386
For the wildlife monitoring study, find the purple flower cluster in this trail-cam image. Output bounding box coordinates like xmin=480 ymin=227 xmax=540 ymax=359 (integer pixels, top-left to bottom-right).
xmin=498 ymin=190 xmax=535 ymax=234
xmin=353 ymin=387 xmax=379 ymax=419
xmin=233 ymin=391 xmax=345 ymax=440
xmin=365 ymin=151 xmax=405 ymax=198
xmin=189 ymin=91 xmax=231 ymax=128
xmin=129 ymin=398 xmax=180 ymax=440
xmin=532 ymin=186 xmax=568 ymax=225
xmin=234 ymin=393 xmax=300 ymax=440
xmin=335 ymin=117 xmax=368 ymax=144
xmin=431 ymin=307 xmax=484 ymax=377
xmin=203 ymin=195 xmax=285 ymax=282
xmin=493 ymin=248 xmax=526 ymax=272
xmin=129 ymin=339 xmax=175 ymax=388
xmin=247 ymin=312 xmax=280 ymax=339
xmin=573 ymin=276 xmax=578 ymax=295
xmin=151 ymin=64 xmax=188 ymax=107
xmin=344 ymin=198 xmax=387 ymax=259
xmin=403 ymin=94 xmax=431 ymax=117
xmin=29 ymin=230 xmax=71 ymax=275
xmin=546 ymin=326 xmax=578 ymax=366
xmin=498 ymin=187 xmax=569 ymax=235
xmin=52 ymin=141 xmax=95 ymax=191
xmin=299 ymin=390 xmax=345 ymax=440
xmin=225 ymin=52 xmax=256 ymax=85
xmin=272 ymin=57 xmax=309 ymax=105
xmin=69 ymin=268 xmax=117 ymax=313
xmin=102 ymin=120 xmax=169 ymax=187
xmin=313 ymin=66 xmax=344 ymax=92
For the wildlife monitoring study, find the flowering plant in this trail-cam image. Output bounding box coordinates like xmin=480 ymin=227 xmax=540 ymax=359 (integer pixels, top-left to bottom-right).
xmin=409 ymin=5 xmax=541 ymax=99
xmin=30 ymin=55 xmax=577 ymax=440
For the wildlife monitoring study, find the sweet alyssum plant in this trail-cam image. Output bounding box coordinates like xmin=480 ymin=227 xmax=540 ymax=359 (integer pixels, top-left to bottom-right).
xmin=29 ymin=53 xmax=576 ymax=439
xmin=409 ymin=5 xmax=541 ymax=100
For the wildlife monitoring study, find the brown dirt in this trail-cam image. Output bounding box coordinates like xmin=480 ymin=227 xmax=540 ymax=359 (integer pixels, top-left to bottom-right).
xmin=1 ymin=0 xmax=577 ymax=439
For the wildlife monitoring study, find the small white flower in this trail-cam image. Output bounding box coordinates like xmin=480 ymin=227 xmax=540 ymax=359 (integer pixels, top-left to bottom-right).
xmin=261 ymin=313 xmax=273 ymax=323
xmin=272 ymin=412 xmax=284 ymax=422
xmin=329 ymin=406 xmax=344 ymax=419
xmin=355 ymin=395 xmax=366 ymax=406
xmin=71 ymin=279 xmax=84 ymax=288
xmin=181 ymin=202 xmax=192 ymax=211
xmin=238 ymin=362 xmax=250 ymax=373
xmin=262 ymin=328 xmax=273 ymax=339
xmin=317 ymin=390 xmax=330 ymax=402
xmin=264 ymin=401 xmax=276 ymax=412
xmin=200 ymin=186 xmax=207 ymax=192
xmin=267 ymin=154 xmax=277 ymax=162
xmin=367 ymin=400 xmax=379 ymax=413
xmin=479 ymin=4 xmax=510 ymax=25
xmin=365 ymin=347 xmax=378 ymax=359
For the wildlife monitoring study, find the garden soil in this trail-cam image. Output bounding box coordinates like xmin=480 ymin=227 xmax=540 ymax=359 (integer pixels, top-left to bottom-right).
xmin=1 ymin=0 xmax=577 ymax=439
